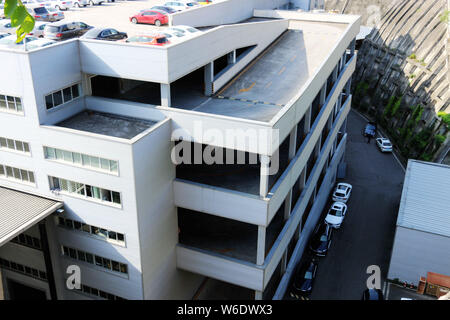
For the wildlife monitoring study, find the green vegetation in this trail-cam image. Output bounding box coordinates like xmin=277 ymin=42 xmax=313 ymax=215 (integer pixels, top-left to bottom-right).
xmin=1 ymin=0 xmax=35 ymax=42
xmin=440 ymin=9 xmax=449 ymax=23
xmin=409 ymin=53 xmax=417 ymax=60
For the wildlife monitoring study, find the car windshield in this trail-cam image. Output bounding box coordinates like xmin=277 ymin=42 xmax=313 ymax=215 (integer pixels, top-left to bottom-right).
xmin=335 ymin=191 xmax=345 ymax=197
xmin=156 ymin=37 xmax=168 ymax=44
xmin=319 ymin=235 xmax=328 ymax=242
xmin=383 ymin=142 xmax=392 ymax=146
xmin=329 ymin=208 xmax=342 ymax=217
xmin=186 ymin=27 xmax=198 ymax=33
xmin=304 ymin=271 xmax=313 ymax=280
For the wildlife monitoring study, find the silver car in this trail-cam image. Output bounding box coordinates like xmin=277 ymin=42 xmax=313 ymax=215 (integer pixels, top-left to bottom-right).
xmin=45 ymin=6 xmax=65 ymax=21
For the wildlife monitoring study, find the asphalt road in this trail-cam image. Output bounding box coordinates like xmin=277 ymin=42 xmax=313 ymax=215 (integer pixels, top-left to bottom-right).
xmin=307 ymin=109 xmax=405 ymax=300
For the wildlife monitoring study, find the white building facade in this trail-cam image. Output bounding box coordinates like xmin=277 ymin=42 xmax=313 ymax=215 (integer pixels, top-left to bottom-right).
xmin=0 ymin=9 xmax=360 ymax=300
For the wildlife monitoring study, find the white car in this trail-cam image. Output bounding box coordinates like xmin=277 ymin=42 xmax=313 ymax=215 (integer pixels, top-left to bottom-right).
xmin=332 ymin=182 xmax=352 ymax=203
xmin=48 ymin=0 xmax=73 ymax=10
xmin=28 ymin=21 xmax=49 ymax=37
xmin=25 ymin=38 xmax=56 ymax=50
xmin=159 ymin=29 xmax=186 ymax=43
xmin=0 ymin=19 xmax=14 ymax=34
xmin=0 ymin=35 xmax=39 ymax=49
xmin=164 ymin=1 xmax=200 ymax=12
xmin=325 ymin=202 xmax=348 ymax=229
xmin=376 ymin=138 xmax=393 ymax=153
xmin=72 ymin=0 xmax=89 ymax=7
xmin=168 ymin=25 xmax=201 ymax=37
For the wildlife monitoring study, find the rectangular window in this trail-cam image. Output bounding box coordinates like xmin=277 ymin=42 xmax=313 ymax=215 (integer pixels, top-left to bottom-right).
xmin=0 ymin=94 xmax=23 ymax=114
xmin=0 ymin=164 xmax=35 ymax=184
xmin=45 ymin=83 xmax=81 ymax=110
xmin=44 ymin=146 xmax=118 ymax=175
xmin=0 ymin=137 xmax=30 ymax=154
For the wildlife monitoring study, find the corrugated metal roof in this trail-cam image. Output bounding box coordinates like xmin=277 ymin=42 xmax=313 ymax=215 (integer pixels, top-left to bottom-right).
xmin=0 ymin=186 xmax=63 ymax=246
xmin=397 ymin=160 xmax=450 ymax=237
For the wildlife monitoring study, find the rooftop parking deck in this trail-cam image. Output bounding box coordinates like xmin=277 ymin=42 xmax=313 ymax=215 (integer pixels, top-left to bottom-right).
xmin=57 ymin=110 xmax=156 ymax=139
xmin=170 ymin=20 xmax=348 ymax=122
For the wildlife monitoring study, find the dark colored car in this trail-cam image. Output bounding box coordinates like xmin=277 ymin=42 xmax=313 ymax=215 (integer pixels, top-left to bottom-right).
xmin=362 ymin=288 xmax=384 ymax=300
xmin=363 ymin=121 xmax=377 ymax=138
xmin=130 ymin=10 xmax=169 ymax=26
xmin=81 ymin=28 xmax=127 ymax=41
xmin=290 ymin=257 xmax=319 ymax=298
xmin=310 ymin=223 xmax=333 ymax=256
xmin=44 ymin=21 xmax=93 ymax=40
xmin=151 ymin=6 xmax=177 ymax=14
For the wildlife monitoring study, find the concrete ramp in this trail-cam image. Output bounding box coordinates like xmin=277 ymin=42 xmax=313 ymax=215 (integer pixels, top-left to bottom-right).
xmin=169 ymin=0 xmax=290 ymax=28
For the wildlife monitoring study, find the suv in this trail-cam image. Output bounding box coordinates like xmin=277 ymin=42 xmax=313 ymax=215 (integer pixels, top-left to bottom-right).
xmin=44 ymin=21 xmax=93 ymax=40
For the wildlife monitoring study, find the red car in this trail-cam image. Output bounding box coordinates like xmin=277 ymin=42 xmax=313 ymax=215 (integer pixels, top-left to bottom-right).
xmin=130 ymin=10 xmax=168 ymax=26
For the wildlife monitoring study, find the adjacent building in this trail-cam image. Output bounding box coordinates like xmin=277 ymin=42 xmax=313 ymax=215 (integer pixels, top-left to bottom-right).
xmin=0 ymin=5 xmax=360 ymax=300
xmin=388 ymin=160 xmax=450 ymax=285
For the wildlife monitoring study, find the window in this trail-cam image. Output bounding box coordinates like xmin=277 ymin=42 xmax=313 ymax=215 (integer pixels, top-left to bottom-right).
xmin=10 ymin=234 xmax=41 ymax=250
xmin=0 ymin=137 xmax=30 ymax=154
xmin=49 ymin=176 xmax=121 ymax=206
xmin=43 ymin=146 xmax=119 ymax=174
xmin=45 ymin=83 xmax=81 ymax=110
xmin=56 ymin=216 xmax=125 ymax=246
xmin=0 ymin=164 xmax=35 ymax=184
xmin=0 ymin=258 xmax=47 ymax=281
xmin=0 ymin=94 xmax=23 ymax=114
xmin=74 ymin=282 xmax=125 ymax=300
xmin=62 ymin=245 xmax=128 ymax=275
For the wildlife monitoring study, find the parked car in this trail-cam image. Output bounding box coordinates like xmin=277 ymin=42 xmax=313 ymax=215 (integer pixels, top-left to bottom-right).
xmin=290 ymin=257 xmax=319 ymax=298
xmin=362 ymin=288 xmax=383 ymax=300
xmin=45 ymin=6 xmax=65 ymax=22
xmin=363 ymin=121 xmax=377 ymax=138
xmin=310 ymin=223 xmax=333 ymax=256
xmin=28 ymin=21 xmax=49 ymax=37
xmin=332 ymin=182 xmax=352 ymax=203
xmin=44 ymin=21 xmax=93 ymax=40
xmin=81 ymin=27 xmax=127 ymax=41
xmin=26 ymin=6 xmax=52 ymax=21
xmin=130 ymin=10 xmax=169 ymax=26
xmin=0 ymin=34 xmax=38 ymax=49
xmin=72 ymin=0 xmax=89 ymax=7
xmin=376 ymin=138 xmax=393 ymax=153
xmin=23 ymin=0 xmax=51 ymax=7
xmin=164 ymin=1 xmax=200 ymax=12
xmin=48 ymin=0 xmax=73 ymax=10
xmin=0 ymin=32 xmax=10 ymax=39
xmin=86 ymin=0 xmax=105 ymax=5
xmin=25 ymin=38 xmax=56 ymax=49
xmin=197 ymin=0 xmax=213 ymax=4
xmin=0 ymin=19 xmax=14 ymax=34
xmin=159 ymin=29 xmax=185 ymax=43
xmin=122 ymin=34 xmax=170 ymax=46
xmin=167 ymin=25 xmax=200 ymax=36
xmin=150 ymin=6 xmax=178 ymax=14
xmin=325 ymin=202 xmax=348 ymax=229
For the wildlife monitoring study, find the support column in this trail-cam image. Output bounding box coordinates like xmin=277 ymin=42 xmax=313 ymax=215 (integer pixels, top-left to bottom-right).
xmin=345 ymin=78 xmax=352 ymax=95
xmin=350 ymin=38 xmax=356 ymax=56
xmin=204 ymin=62 xmax=214 ymax=96
xmin=332 ymin=64 xmax=338 ymax=83
xmin=255 ymin=290 xmax=263 ymax=300
xmin=160 ymin=83 xmax=171 ymax=108
xmin=304 ymin=104 xmax=312 ymax=135
xmin=227 ymin=50 xmax=236 ymax=64
xmin=39 ymin=219 xmax=58 ymax=300
xmin=320 ymin=83 xmax=327 ymax=106
xmin=295 ymin=166 xmax=307 ymax=240
xmin=315 ymin=133 xmax=322 ymax=158
xmin=257 ymin=225 xmax=266 ymax=265
xmin=259 ymin=155 xmax=270 ymax=197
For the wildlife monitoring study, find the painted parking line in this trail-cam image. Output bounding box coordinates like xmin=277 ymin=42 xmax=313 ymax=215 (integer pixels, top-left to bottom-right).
xmin=214 ymin=96 xmax=285 ymax=107
xmin=278 ymin=66 xmax=286 ymax=75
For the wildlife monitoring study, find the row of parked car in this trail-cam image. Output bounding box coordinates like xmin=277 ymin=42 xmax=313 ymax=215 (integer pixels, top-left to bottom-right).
xmin=289 ymin=182 xmax=353 ymax=299
xmin=363 ymin=121 xmax=393 ymax=152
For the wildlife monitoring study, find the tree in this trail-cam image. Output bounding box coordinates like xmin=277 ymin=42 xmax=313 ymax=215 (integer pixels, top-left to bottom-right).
xmin=1 ymin=0 xmax=35 ymax=43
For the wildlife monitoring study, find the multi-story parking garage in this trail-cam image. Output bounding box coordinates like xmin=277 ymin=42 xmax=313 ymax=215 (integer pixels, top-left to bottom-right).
xmin=0 ymin=4 xmax=359 ymax=299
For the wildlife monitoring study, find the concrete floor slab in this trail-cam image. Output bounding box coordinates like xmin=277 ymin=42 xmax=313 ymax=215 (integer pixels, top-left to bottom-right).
xmin=58 ymin=110 xmax=156 ymax=139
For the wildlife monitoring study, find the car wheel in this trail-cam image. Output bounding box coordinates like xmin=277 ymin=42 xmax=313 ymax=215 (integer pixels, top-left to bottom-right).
xmin=154 ymin=19 xmax=161 ymax=27
xmin=131 ymin=18 xmax=138 ymax=24
xmin=56 ymin=5 xmax=61 ymax=10
xmin=75 ymin=2 xmax=80 ymax=7
xmin=89 ymin=0 xmax=94 ymax=6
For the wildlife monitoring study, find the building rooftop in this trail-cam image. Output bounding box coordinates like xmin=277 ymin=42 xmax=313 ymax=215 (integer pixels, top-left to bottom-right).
xmin=397 ymin=160 xmax=450 ymax=237
xmin=174 ymin=20 xmax=348 ymax=122
xmin=57 ymin=110 xmax=157 ymax=140
xmin=0 ymin=187 xmax=63 ymax=246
